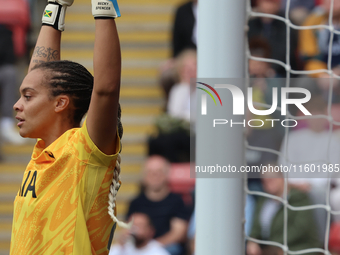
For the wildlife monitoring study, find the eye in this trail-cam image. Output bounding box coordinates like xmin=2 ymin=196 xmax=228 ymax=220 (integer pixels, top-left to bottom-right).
xmin=24 ymin=95 xmax=31 ymax=100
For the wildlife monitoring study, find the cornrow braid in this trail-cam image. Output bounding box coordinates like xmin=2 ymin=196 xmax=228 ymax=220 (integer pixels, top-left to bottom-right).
xmin=32 ymin=60 xmax=94 ymax=125
xmin=108 ymin=108 xmax=131 ymax=228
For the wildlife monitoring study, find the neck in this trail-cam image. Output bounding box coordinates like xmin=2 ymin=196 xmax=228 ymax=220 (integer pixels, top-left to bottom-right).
xmin=181 ymin=77 xmax=191 ymax=85
xmin=261 ymin=17 xmax=273 ymax=24
xmin=41 ymin=118 xmax=75 ymax=147
xmin=135 ymin=240 xmax=149 ymax=249
xmin=144 ymin=186 xmax=169 ymax=202
xmin=42 ymin=134 xmax=63 ymax=148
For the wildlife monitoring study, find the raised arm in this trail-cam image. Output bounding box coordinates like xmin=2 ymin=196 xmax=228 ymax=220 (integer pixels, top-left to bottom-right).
xmin=86 ymin=1 xmax=121 ymax=155
xmin=28 ymin=0 xmax=73 ymax=72
xmin=28 ymin=27 xmax=61 ymax=72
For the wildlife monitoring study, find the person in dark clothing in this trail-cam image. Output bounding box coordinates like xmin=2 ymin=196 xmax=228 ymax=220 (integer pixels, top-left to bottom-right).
xmin=248 ymin=0 xmax=299 ymax=77
xmin=128 ymin=191 xmax=188 ymax=239
xmin=0 ymin=25 xmax=16 ymax=66
xmin=172 ymin=0 xmax=197 ymax=57
xmin=127 ymin=155 xmax=189 ymax=255
xmin=0 ymin=24 xmax=24 ymax=144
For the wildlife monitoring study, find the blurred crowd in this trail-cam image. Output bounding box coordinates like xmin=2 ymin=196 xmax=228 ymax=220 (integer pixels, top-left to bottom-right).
xmin=3 ymin=0 xmax=340 ymax=254
xmin=246 ymin=0 xmax=340 ymax=254
xmin=124 ymin=0 xmax=340 ymax=255
xmin=0 ymin=0 xmax=31 ymax=160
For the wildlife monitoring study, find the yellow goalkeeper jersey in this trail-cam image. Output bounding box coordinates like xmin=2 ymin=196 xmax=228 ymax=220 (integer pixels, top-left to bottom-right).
xmin=10 ymin=121 xmax=120 ymax=255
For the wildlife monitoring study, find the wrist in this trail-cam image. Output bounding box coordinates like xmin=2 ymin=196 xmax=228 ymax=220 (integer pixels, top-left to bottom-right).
xmin=92 ymin=0 xmax=121 ymax=19
xmin=42 ymin=2 xmax=67 ymax=31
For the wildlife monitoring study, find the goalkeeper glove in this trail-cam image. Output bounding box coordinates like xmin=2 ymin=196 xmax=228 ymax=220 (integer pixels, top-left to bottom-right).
xmin=92 ymin=0 xmax=121 ymax=19
xmin=42 ymin=0 xmax=74 ymax=31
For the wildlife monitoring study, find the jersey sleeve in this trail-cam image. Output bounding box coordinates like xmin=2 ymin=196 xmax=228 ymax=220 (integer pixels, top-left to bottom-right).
xmin=71 ymin=118 xmax=121 ymax=166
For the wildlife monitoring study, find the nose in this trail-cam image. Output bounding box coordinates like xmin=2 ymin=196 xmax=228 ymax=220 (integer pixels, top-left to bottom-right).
xmin=13 ymin=98 xmax=23 ymax=112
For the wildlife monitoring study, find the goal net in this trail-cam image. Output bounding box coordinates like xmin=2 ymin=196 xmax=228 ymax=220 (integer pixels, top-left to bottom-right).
xmin=245 ymin=0 xmax=340 ymax=254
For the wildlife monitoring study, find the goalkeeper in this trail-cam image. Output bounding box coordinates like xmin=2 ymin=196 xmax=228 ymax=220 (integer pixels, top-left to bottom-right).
xmin=10 ymin=0 xmax=125 ymax=254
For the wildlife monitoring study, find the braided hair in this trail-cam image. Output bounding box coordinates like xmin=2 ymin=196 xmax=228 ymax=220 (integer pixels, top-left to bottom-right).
xmin=108 ymin=105 xmax=130 ymax=228
xmin=32 ymin=60 xmax=93 ymax=126
xmin=33 ymin=60 xmax=127 ymax=227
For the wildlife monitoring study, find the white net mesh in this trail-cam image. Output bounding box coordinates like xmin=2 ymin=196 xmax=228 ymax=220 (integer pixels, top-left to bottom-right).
xmin=244 ymin=0 xmax=340 ymax=254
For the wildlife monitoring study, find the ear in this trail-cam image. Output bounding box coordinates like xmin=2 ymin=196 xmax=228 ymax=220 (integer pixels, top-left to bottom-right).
xmin=54 ymin=95 xmax=70 ymax=113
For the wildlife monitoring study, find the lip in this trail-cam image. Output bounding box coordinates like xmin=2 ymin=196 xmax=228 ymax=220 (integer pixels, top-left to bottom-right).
xmin=16 ymin=117 xmax=25 ymax=127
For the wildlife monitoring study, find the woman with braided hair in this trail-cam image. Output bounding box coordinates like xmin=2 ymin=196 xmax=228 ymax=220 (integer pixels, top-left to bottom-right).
xmin=10 ymin=0 xmax=126 ymax=254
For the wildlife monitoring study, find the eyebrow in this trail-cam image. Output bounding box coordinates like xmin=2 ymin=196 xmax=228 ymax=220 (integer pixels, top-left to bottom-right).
xmin=21 ymin=87 xmax=37 ymax=94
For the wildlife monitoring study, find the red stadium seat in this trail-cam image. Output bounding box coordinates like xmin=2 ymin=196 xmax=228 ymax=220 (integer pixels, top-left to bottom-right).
xmin=329 ymin=221 xmax=340 ymax=253
xmin=0 ymin=0 xmax=30 ymax=57
xmin=168 ymin=163 xmax=195 ymax=205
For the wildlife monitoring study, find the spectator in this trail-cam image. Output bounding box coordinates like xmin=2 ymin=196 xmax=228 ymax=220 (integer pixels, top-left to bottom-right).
xmin=172 ymin=0 xmax=197 ymax=57
xmin=110 ymin=213 xmax=170 ymax=255
xmin=161 ymin=0 xmax=197 ymax=110
xmin=159 ymin=59 xmax=177 ymax=109
xmin=248 ymin=37 xmax=284 ymax=132
xmin=0 ymin=24 xmax=25 ymax=144
xmin=160 ymin=0 xmax=196 ymax=112
xmin=167 ymin=49 xmax=196 ymax=122
xmin=249 ymin=37 xmax=276 ymax=78
xmin=280 ymin=0 xmax=316 ymax=25
xmin=148 ymin=50 xmax=195 ymax=163
xmin=0 ymin=0 xmax=30 ymax=145
xmin=247 ymin=170 xmax=320 ymax=255
xmin=248 ymin=0 xmax=298 ymax=77
xmin=127 ymin=155 xmax=189 ymax=255
xmin=299 ymin=0 xmax=340 ymax=77
xmin=247 ymin=37 xmax=284 ymax=191
xmin=278 ymin=96 xmax=340 ymax=242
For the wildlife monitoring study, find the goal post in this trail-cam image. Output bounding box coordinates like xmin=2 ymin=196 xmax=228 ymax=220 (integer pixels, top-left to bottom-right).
xmin=195 ymin=0 xmax=247 ymax=254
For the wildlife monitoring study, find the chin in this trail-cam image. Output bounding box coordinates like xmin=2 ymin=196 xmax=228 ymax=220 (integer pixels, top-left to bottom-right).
xmin=18 ymin=130 xmax=26 ymax=138
xmin=19 ymin=129 xmax=31 ymax=139
xmin=152 ymin=186 xmax=164 ymax=192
